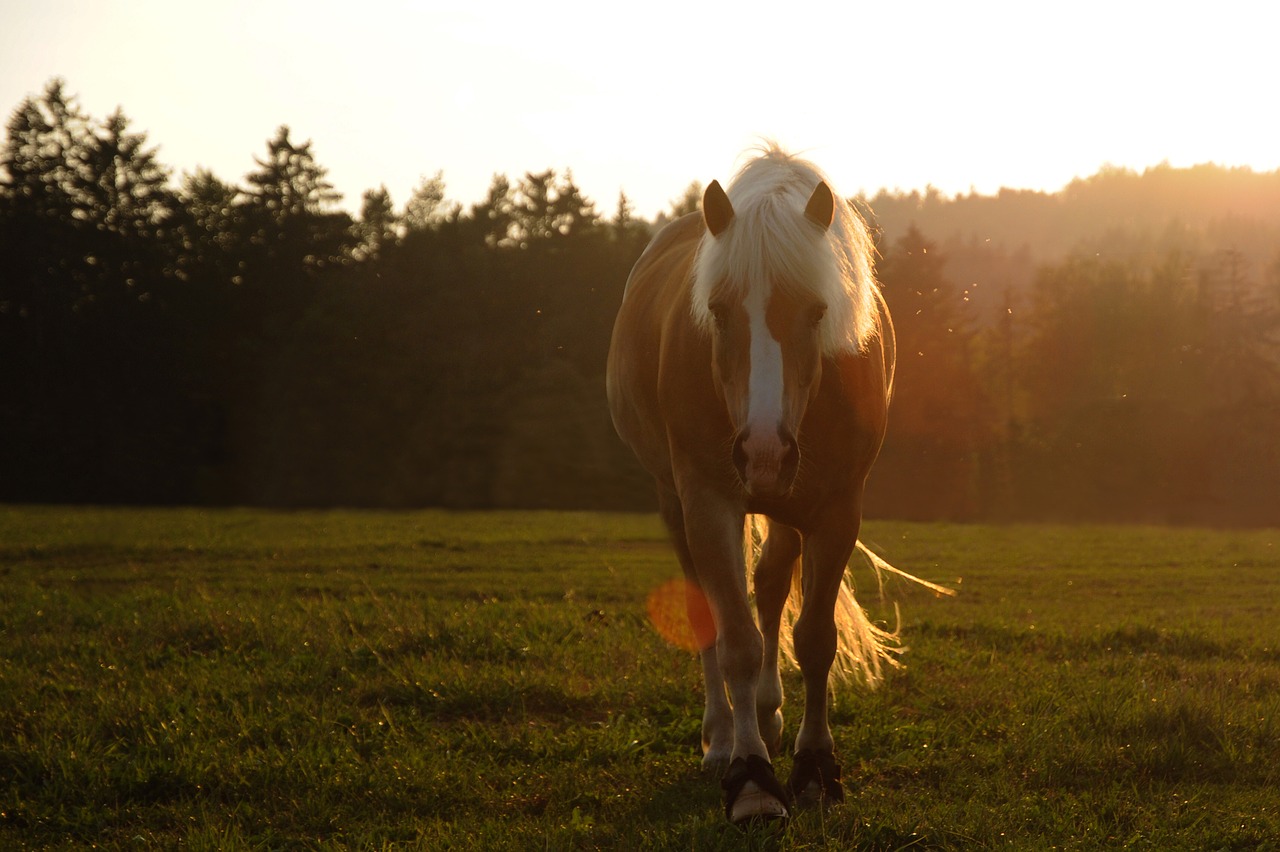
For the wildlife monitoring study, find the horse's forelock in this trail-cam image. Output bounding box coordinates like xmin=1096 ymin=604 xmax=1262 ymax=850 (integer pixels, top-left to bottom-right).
xmin=692 ymin=147 xmax=878 ymax=355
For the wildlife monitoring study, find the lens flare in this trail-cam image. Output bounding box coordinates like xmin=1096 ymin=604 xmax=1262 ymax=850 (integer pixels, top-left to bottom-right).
xmin=645 ymin=578 xmax=716 ymax=652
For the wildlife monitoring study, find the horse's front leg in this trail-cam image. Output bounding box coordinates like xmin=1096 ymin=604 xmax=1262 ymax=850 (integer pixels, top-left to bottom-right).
xmin=789 ymin=507 xmax=860 ymax=806
xmin=752 ymin=520 xmax=802 ymax=757
xmin=681 ymin=492 xmax=790 ymax=823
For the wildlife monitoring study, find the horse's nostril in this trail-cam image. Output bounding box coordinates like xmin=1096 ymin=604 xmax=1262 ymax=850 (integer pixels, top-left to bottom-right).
xmin=781 ymin=436 xmax=798 ymax=464
xmin=779 ymin=433 xmax=799 ymax=472
xmin=732 ymin=431 xmax=750 ymax=479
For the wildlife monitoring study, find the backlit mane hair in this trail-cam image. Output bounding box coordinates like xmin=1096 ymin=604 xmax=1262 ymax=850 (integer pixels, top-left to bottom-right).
xmin=691 ymin=144 xmax=878 ymax=355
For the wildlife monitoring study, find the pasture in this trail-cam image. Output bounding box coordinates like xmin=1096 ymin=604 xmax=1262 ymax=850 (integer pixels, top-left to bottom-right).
xmin=1 ymin=507 xmax=1277 ymax=849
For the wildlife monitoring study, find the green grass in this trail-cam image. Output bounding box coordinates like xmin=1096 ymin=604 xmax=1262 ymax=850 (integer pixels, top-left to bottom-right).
xmin=1 ymin=507 xmax=1278 ymax=849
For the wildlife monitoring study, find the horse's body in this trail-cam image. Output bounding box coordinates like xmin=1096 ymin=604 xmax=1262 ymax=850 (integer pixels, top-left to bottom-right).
xmin=607 ymin=146 xmax=896 ymax=823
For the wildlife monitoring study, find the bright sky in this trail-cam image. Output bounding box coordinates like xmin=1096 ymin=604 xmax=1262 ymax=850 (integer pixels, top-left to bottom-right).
xmin=3 ymin=0 xmax=1278 ymax=219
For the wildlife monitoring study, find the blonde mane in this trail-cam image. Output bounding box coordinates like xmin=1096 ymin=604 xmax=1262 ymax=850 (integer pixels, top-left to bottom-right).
xmin=691 ymin=144 xmax=879 ymax=355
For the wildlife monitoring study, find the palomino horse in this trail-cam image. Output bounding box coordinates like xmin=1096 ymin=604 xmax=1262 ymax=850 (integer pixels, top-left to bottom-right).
xmin=607 ymin=146 xmax=897 ymax=824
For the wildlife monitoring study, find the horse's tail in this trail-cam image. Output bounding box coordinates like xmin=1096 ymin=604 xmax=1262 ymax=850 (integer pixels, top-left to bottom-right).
xmin=744 ymin=516 xmax=953 ymax=689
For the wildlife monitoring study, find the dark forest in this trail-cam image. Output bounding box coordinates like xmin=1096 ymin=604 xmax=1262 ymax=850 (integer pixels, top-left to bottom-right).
xmin=3 ymin=80 xmax=1279 ymax=525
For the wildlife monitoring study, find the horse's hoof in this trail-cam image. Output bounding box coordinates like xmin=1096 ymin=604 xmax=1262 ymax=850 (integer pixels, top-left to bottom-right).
xmin=722 ymin=755 xmax=791 ymax=826
xmin=729 ymin=783 xmax=790 ymax=824
xmin=788 ymin=749 xmax=844 ymax=807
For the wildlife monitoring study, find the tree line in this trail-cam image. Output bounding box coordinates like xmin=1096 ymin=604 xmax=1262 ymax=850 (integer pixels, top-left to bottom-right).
xmin=3 ymin=80 xmax=1279 ymax=525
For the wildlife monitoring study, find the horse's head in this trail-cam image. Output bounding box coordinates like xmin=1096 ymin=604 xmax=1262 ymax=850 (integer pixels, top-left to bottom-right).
xmin=698 ymin=178 xmax=836 ymax=499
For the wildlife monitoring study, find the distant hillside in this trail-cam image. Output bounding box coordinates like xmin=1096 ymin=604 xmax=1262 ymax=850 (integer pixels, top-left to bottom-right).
xmin=860 ymin=163 xmax=1280 ymax=323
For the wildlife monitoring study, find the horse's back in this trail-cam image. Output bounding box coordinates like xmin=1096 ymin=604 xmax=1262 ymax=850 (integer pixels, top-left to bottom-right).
xmin=606 ymin=213 xmax=705 ymax=486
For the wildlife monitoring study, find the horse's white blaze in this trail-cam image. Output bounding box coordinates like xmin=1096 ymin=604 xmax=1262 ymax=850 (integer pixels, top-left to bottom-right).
xmin=745 ymin=287 xmax=783 ymax=439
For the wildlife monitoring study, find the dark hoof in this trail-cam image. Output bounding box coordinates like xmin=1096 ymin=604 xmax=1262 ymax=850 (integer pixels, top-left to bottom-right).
xmin=722 ymin=754 xmax=791 ymax=825
xmin=788 ymin=749 xmax=844 ymax=807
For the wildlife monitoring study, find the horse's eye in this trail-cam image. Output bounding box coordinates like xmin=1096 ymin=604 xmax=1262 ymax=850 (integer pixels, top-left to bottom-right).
xmin=809 ymin=305 xmax=827 ymax=328
xmin=709 ymin=303 xmax=728 ymax=328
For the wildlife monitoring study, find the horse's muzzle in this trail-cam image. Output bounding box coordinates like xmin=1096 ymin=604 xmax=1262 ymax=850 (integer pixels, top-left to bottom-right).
xmin=732 ymin=426 xmax=799 ymax=497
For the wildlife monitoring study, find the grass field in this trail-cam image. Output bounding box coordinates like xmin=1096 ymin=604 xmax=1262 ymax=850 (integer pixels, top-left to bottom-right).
xmin=1 ymin=507 xmax=1278 ymax=850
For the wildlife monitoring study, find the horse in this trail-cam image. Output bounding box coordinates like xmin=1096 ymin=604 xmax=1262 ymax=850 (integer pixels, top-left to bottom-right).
xmin=607 ymin=145 xmax=898 ymax=824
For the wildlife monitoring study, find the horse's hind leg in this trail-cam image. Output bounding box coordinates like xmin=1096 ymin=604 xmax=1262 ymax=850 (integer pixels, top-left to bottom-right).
xmin=658 ymin=488 xmax=732 ymax=771
xmin=693 ymin=609 xmax=733 ymax=771
xmin=752 ymin=519 xmax=801 ymax=757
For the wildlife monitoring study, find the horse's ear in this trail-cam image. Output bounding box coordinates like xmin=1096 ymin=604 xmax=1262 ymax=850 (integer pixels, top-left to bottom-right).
xmin=703 ymin=180 xmax=734 ymax=237
xmin=804 ymin=181 xmax=835 ymax=231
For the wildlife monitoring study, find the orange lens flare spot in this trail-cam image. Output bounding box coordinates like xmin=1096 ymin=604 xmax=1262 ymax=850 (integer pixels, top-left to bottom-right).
xmin=646 ymin=578 xmax=716 ymax=652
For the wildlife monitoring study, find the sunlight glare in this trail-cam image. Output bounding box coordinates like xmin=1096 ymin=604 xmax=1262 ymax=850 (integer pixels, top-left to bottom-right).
xmin=646 ymin=578 xmax=715 ymax=652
